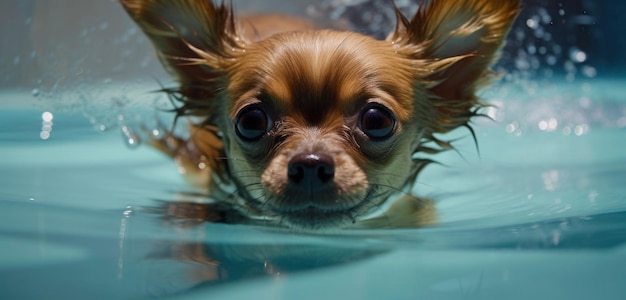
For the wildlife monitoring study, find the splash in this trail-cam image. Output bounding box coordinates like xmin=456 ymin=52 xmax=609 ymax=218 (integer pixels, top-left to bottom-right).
xmin=317 ymin=1 xmax=625 ymax=135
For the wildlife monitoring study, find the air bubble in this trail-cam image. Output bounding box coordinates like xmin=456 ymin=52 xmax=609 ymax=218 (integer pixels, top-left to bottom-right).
xmin=32 ymin=88 xmax=40 ymax=97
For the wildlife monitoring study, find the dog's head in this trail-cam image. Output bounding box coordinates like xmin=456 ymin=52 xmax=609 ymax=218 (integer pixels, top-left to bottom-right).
xmin=122 ymin=0 xmax=519 ymax=229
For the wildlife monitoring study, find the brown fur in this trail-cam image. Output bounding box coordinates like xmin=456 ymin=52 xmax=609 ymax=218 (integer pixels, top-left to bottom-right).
xmin=121 ymin=0 xmax=520 ymax=230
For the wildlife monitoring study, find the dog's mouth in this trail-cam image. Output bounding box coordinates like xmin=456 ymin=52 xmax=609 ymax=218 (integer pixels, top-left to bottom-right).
xmin=254 ymin=188 xmax=380 ymax=230
xmin=268 ymin=204 xmax=360 ymax=230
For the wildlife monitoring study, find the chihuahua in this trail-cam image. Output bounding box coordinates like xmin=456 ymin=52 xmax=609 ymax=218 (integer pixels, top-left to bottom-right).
xmin=120 ymin=0 xmax=520 ymax=230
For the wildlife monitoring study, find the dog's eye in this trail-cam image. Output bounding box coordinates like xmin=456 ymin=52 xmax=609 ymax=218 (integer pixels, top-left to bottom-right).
xmin=234 ymin=105 xmax=272 ymax=141
xmin=359 ymin=104 xmax=396 ymax=139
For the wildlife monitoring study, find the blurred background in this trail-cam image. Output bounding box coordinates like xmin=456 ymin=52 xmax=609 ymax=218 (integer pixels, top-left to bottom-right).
xmin=0 ymin=0 xmax=624 ymax=130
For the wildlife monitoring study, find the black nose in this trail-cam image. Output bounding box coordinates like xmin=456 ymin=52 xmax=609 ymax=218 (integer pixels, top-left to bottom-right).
xmin=287 ymin=153 xmax=335 ymax=189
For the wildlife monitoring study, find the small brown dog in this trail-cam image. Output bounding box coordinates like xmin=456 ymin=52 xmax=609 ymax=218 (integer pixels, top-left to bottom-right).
xmin=120 ymin=0 xmax=520 ymax=230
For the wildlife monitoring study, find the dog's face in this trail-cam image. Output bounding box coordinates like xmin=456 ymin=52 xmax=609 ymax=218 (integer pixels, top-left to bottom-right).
xmin=121 ymin=0 xmax=520 ymax=229
xmin=222 ymin=32 xmax=420 ymax=228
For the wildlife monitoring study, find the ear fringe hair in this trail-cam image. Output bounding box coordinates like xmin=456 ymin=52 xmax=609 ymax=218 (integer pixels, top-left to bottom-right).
xmin=389 ymin=0 xmax=519 ymax=165
xmin=121 ymin=0 xmax=246 ymax=122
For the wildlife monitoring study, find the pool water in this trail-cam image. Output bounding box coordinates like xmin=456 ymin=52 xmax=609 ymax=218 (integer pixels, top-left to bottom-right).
xmin=1 ymin=77 xmax=625 ymax=299
xmin=2 ymin=0 xmax=626 ymax=299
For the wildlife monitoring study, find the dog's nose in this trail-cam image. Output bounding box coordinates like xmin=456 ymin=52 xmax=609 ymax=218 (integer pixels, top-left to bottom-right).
xmin=287 ymin=153 xmax=335 ymax=189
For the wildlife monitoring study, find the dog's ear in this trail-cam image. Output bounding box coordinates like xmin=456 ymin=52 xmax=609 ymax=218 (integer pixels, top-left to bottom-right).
xmin=389 ymin=0 xmax=519 ymax=134
xmin=121 ymin=0 xmax=244 ymax=110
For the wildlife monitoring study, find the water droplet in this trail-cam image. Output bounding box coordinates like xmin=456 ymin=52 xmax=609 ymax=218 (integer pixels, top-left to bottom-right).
xmin=562 ymin=126 xmax=571 ymax=135
xmin=32 ymin=88 xmax=40 ymax=97
xmin=564 ymin=60 xmax=576 ymax=73
xmin=121 ymin=125 xmax=141 ymax=148
xmin=569 ymin=47 xmax=587 ymax=63
xmin=574 ymin=124 xmax=589 ymax=136
xmin=151 ymin=128 xmax=164 ymax=139
xmin=581 ymin=65 xmax=597 ymax=78
xmin=538 ymin=46 xmax=547 ymax=55
xmin=548 ymin=118 xmax=558 ymax=131
xmin=538 ymin=8 xmax=551 ymax=24
xmin=515 ymin=57 xmax=530 ymax=70
xmin=505 ymin=121 xmax=519 ymax=134
xmin=42 ymin=111 xmax=54 ymax=122
xmin=122 ymin=206 xmax=134 ymax=217
xmin=538 ymin=120 xmax=548 ymax=131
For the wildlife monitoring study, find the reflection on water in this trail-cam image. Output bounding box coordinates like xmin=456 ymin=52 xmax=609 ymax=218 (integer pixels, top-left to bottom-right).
xmin=1 ymin=196 xmax=625 ymax=299
xmin=0 ymin=199 xmax=389 ymax=299
xmin=145 ymin=239 xmax=386 ymax=289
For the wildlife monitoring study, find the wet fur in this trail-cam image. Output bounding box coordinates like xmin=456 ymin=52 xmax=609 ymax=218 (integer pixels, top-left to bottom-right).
xmin=121 ymin=0 xmax=520 ymax=230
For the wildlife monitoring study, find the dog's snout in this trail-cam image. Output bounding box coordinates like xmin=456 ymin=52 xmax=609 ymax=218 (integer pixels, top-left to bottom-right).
xmin=288 ymin=153 xmax=335 ymax=188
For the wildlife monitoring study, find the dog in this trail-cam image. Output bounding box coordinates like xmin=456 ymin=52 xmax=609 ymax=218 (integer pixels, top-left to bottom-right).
xmin=120 ymin=0 xmax=520 ymax=230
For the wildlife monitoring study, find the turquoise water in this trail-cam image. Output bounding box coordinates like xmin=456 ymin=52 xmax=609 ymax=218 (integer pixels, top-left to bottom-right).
xmin=2 ymin=0 xmax=626 ymax=299
xmin=1 ymin=78 xmax=625 ymax=299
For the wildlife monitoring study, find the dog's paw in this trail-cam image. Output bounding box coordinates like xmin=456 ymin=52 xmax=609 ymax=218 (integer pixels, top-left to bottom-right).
xmin=142 ymin=123 xmax=224 ymax=190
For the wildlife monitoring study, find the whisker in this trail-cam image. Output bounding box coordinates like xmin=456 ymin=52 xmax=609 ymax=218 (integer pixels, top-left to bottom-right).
xmin=368 ymin=183 xmax=418 ymax=202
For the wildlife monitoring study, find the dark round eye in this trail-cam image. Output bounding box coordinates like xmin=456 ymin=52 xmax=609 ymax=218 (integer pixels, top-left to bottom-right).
xmin=358 ymin=104 xmax=396 ymax=139
xmin=234 ymin=105 xmax=272 ymax=141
